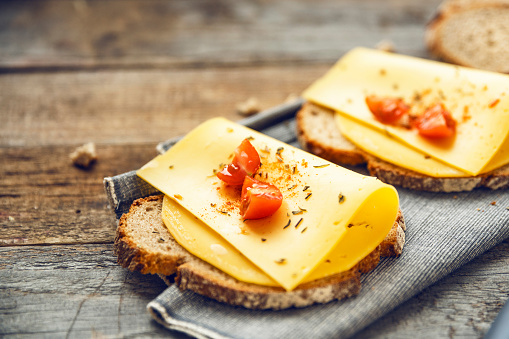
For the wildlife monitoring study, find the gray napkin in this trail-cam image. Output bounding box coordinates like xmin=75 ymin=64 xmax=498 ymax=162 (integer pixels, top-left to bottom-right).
xmin=104 ymin=100 xmax=509 ymax=339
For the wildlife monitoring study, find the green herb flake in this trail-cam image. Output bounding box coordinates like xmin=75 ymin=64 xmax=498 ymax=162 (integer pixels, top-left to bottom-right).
xmin=283 ymin=219 xmax=291 ymax=229
xmin=295 ymin=218 xmax=303 ymax=229
xmin=338 ymin=194 xmax=345 ymax=204
xmin=292 ymin=207 xmax=307 ymax=215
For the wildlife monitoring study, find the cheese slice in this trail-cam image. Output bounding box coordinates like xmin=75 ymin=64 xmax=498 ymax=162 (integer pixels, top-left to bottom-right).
xmin=138 ymin=118 xmax=399 ymax=291
xmin=302 ymin=47 xmax=509 ymax=176
xmin=336 ymin=115 xmax=467 ymax=177
xmin=162 ymin=182 xmax=397 ymax=286
xmin=161 ymin=195 xmax=278 ymax=287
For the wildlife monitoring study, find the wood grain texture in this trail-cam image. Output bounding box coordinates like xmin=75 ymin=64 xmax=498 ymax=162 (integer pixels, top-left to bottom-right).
xmin=0 ymin=144 xmax=156 ymax=246
xmin=1 ymin=241 xmax=508 ymax=338
xmin=0 ymin=0 xmax=441 ymax=71
xmin=0 ymin=244 xmax=189 ymax=338
xmin=0 ymin=65 xmax=327 ymax=148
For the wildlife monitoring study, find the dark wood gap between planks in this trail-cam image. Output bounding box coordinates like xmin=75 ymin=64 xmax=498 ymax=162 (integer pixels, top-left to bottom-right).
xmin=0 ymin=58 xmax=332 ymax=75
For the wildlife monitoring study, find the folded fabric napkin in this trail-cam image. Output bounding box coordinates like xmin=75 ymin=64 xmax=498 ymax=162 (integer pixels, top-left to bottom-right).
xmin=104 ymin=100 xmax=509 ymax=339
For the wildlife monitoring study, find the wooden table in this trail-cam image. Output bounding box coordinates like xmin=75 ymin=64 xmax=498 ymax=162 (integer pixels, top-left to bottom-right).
xmin=1 ymin=1 xmax=508 ymax=338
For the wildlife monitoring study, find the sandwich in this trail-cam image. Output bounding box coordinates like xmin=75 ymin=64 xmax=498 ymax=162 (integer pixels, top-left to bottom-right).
xmin=297 ymin=48 xmax=509 ymax=192
xmin=114 ymin=117 xmax=405 ymax=310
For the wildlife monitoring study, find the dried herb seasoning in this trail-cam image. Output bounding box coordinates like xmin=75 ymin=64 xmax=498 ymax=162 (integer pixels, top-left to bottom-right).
xmin=295 ymin=217 xmax=303 ymax=228
xmin=338 ymin=193 xmax=345 ymax=204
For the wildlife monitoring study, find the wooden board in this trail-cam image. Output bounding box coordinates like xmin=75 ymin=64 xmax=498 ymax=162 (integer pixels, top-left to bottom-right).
xmin=0 ymin=144 xmax=156 ymax=246
xmin=1 ymin=242 xmax=508 ymax=338
xmin=0 ymin=0 xmax=441 ymax=71
xmin=0 ymin=65 xmax=327 ymax=148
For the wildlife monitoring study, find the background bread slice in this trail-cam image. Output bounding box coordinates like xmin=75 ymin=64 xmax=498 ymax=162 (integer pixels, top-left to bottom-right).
xmin=425 ymin=0 xmax=509 ymax=73
xmin=114 ymin=195 xmax=405 ymax=310
xmin=296 ymin=102 xmax=509 ymax=192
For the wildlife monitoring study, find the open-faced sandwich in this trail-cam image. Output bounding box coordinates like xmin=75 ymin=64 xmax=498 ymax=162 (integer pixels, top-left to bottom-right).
xmin=297 ymin=48 xmax=509 ymax=192
xmin=114 ymin=118 xmax=405 ymax=310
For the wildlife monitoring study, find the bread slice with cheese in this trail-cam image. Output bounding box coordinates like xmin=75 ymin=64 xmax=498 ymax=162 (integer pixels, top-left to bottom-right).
xmin=296 ymin=102 xmax=509 ymax=192
xmin=425 ymin=0 xmax=509 ymax=73
xmin=114 ymin=195 xmax=405 ymax=310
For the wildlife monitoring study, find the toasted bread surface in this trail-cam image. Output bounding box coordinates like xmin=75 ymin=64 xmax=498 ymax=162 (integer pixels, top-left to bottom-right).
xmin=114 ymin=195 xmax=405 ymax=309
xmin=296 ymin=103 xmax=509 ymax=192
xmin=425 ymin=0 xmax=509 ymax=73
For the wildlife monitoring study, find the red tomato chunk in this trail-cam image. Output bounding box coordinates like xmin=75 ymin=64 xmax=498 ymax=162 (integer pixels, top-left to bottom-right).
xmin=414 ymin=103 xmax=456 ymax=138
xmin=240 ymin=176 xmax=283 ymax=220
xmin=365 ymin=95 xmax=409 ymax=124
xmin=217 ymin=139 xmax=261 ymax=185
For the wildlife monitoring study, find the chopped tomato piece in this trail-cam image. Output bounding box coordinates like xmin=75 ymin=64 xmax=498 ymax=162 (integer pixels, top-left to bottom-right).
xmin=217 ymin=139 xmax=261 ymax=185
xmin=240 ymin=176 xmax=283 ymax=220
xmin=365 ymin=95 xmax=409 ymax=124
xmin=234 ymin=139 xmax=260 ymax=177
xmin=414 ymin=103 xmax=456 ymax=138
xmin=216 ymin=162 xmax=247 ymax=185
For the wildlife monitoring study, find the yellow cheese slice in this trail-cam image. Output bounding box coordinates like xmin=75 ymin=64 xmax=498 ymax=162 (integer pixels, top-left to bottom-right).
xmin=138 ymin=118 xmax=399 ymax=291
xmin=337 ymin=114 xmax=509 ymax=177
xmin=302 ymin=47 xmax=509 ymax=176
xmin=162 ymin=195 xmax=278 ymax=287
xmin=162 ymin=183 xmax=397 ymax=286
xmin=336 ymin=115 xmax=467 ymax=177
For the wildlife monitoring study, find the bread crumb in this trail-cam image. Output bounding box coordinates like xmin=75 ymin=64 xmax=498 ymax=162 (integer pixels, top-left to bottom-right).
xmin=236 ymin=97 xmax=261 ymax=116
xmin=70 ymin=142 xmax=97 ymax=169
xmin=8 ymin=216 xmax=15 ymax=222
xmin=375 ymin=39 xmax=395 ymax=53
xmin=284 ymin=93 xmax=299 ymax=103
xmin=491 ymin=201 xmax=497 ymax=206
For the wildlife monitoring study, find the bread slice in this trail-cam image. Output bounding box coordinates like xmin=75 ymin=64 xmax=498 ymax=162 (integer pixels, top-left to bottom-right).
xmin=296 ymin=102 xmax=509 ymax=192
xmin=425 ymin=0 xmax=509 ymax=73
xmin=114 ymin=195 xmax=405 ymax=310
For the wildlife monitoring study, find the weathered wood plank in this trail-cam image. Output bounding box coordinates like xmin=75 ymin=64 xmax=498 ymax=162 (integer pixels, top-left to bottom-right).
xmin=0 ymin=244 xmax=188 ymax=338
xmin=1 ymin=242 xmax=508 ymax=338
xmin=0 ymin=65 xmax=327 ymax=148
xmin=0 ymin=0 xmax=442 ymax=71
xmin=0 ymin=144 xmax=157 ymax=246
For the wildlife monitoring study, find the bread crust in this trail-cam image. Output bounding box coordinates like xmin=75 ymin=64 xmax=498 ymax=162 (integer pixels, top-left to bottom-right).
xmin=425 ymin=0 xmax=509 ymax=73
xmin=114 ymin=195 xmax=405 ymax=309
xmin=296 ymin=103 xmax=509 ymax=192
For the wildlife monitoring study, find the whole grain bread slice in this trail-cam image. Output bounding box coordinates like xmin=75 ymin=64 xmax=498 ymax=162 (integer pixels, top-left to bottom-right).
xmin=425 ymin=0 xmax=509 ymax=73
xmin=114 ymin=195 xmax=405 ymax=310
xmin=296 ymin=102 xmax=509 ymax=192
